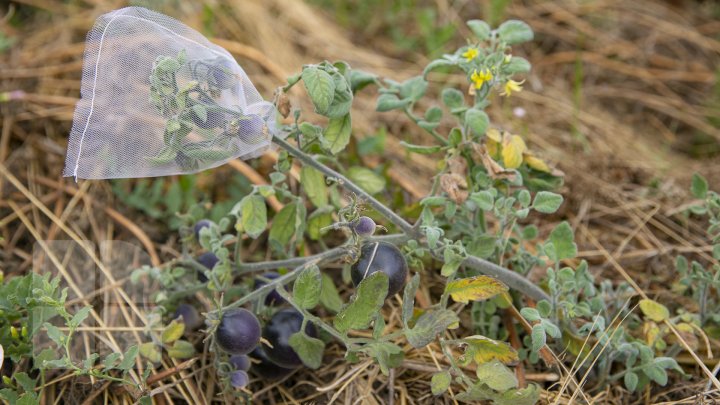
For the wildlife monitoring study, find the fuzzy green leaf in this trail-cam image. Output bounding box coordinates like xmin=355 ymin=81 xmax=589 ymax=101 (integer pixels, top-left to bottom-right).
xmin=475 ymin=360 xmax=518 ymax=391
xmin=402 ymin=273 xmax=420 ymax=328
xmin=362 ymin=341 xmax=404 ymax=375
xmin=405 ymin=309 xmax=459 ymax=348
xmin=465 ymin=108 xmax=490 ymax=136
xmin=301 ymin=166 xmax=328 ymax=207
xmin=532 ymin=191 xmax=563 ymax=213
xmin=549 ymin=221 xmax=577 ymax=261
xmin=691 ymin=173 xmax=708 ymax=199
xmin=497 ymin=20 xmax=534 ymax=45
xmin=467 ymin=20 xmax=491 ymax=40
xmin=334 ymin=272 xmax=389 ymax=333
xmin=239 ymin=195 xmax=267 ymax=239
xmin=346 ymin=167 xmax=386 ymax=194
xmin=289 ymin=332 xmax=325 ymax=369
xmin=302 ymin=66 xmax=336 ymax=116
xmin=319 ymin=273 xmax=343 ymax=313
xmin=431 ymin=370 xmax=452 ymax=395
xmin=269 ymin=203 xmax=298 ymax=246
xmin=293 ymin=265 xmax=322 ymax=309
xmin=323 ymin=114 xmax=352 ymax=154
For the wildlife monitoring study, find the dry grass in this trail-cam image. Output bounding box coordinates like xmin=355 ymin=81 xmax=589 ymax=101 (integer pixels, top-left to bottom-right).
xmin=1 ymin=0 xmax=720 ymax=403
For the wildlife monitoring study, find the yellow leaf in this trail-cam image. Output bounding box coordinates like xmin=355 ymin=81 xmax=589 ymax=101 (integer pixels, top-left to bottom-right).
xmin=161 ymin=319 xmax=185 ymax=345
xmin=463 ymin=335 xmax=519 ymax=365
xmin=502 ymin=134 xmax=526 ymax=169
xmin=523 ymin=154 xmax=550 ymax=173
xmin=139 ymin=342 xmax=162 ymax=363
xmin=445 ymin=276 xmax=509 ymax=304
xmin=486 ymin=128 xmax=502 ymax=143
xmin=639 ymin=299 xmax=670 ymax=322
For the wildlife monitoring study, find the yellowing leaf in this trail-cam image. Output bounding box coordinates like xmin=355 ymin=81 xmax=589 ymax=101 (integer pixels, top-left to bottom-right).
xmin=445 ymin=276 xmax=509 ymax=304
xmin=161 ymin=319 xmax=185 ymax=345
xmin=486 ymin=128 xmax=502 ymax=143
xmin=463 ymin=335 xmax=519 ymax=365
xmin=502 ymin=134 xmax=526 ymax=169
xmin=523 ymin=154 xmax=550 ymax=172
xmin=639 ymin=299 xmax=670 ymax=322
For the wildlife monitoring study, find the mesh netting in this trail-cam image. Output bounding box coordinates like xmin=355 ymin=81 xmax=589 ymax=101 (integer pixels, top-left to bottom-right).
xmin=63 ymin=7 xmax=278 ymax=180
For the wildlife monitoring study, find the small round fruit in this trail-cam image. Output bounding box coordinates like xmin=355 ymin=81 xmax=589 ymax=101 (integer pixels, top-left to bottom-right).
xmin=193 ymin=219 xmax=215 ymax=239
xmin=254 ymin=272 xmax=286 ymax=306
xmin=351 ymin=216 xmax=376 ymax=237
xmin=263 ymin=309 xmax=317 ymax=368
xmin=237 ymin=115 xmax=267 ymax=144
xmin=174 ymin=303 xmax=203 ymax=331
xmin=229 ymin=370 xmax=249 ymax=388
xmin=215 ymin=308 xmax=261 ymax=355
xmin=196 ymin=252 xmax=219 ymax=282
xmin=249 ymin=346 xmax=295 ymax=380
xmin=210 ymin=59 xmax=237 ymax=89
xmin=229 ymin=354 xmax=251 ymax=371
xmin=351 ymin=242 xmax=408 ymax=297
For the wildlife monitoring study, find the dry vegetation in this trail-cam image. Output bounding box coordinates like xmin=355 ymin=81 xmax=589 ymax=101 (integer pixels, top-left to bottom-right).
xmin=1 ymin=0 xmax=719 ymax=403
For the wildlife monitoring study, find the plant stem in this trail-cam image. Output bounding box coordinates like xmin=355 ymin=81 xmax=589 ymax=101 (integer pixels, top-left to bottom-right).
xmin=273 ymin=136 xmax=414 ymax=234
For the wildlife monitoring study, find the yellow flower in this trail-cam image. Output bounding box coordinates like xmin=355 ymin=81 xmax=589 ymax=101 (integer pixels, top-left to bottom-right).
xmin=462 ymin=47 xmax=479 ymax=62
xmin=501 ymin=79 xmax=524 ymax=97
xmin=470 ymin=69 xmax=493 ymax=89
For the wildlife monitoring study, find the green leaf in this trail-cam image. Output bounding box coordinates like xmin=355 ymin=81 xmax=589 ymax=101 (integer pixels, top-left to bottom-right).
xmin=349 ymin=70 xmax=378 ymax=93
xmin=467 ymin=235 xmax=497 ymax=259
xmin=102 ymin=352 xmax=121 ymax=370
xmin=17 ymin=393 xmax=39 ymax=405
xmin=497 ymin=20 xmax=534 ymax=45
xmin=139 ymin=342 xmax=162 ymax=363
xmin=691 ymin=173 xmax=708 ymax=199
xmin=494 ymin=384 xmax=540 ymax=405
xmin=467 ymin=19 xmax=491 ymax=40
xmin=269 ymin=202 xmax=299 ymax=246
xmin=431 ymin=370 xmax=452 ymax=395
xmin=405 ymin=309 xmax=459 ymax=348
xmin=639 ymin=299 xmax=670 ymax=322
xmin=402 ymin=274 xmax=420 ymax=328
xmin=441 ymin=88 xmax=465 ymax=109
xmin=399 ymin=76 xmax=428 ymax=102
xmin=68 ymin=306 xmax=91 ymax=328
xmin=44 ymin=323 xmax=64 ymax=346
xmin=117 ymin=345 xmax=139 ymax=371
xmin=465 ymin=108 xmax=489 ymax=136
xmin=520 ymin=307 xmax=541 ymax=322
xmin=301 ymin=166 xmax=328 ymax=207
xmin=346 ymin=167 xmax=386 ymax=194
xmin=319 ymin=273 xmax=343 ymax=313
xmin=470 ymin=191 xmax=494 ymax=211
xmin=167 ymin=340 xmax=195 ymax=359
xmin=167 ymin=118 xmax=181 ymax=133
xmin=644 ymin=364 xmax=668 ymax=385
xmin=505 ymin=56 xmax=531 ymax=74
xmin=532 ymin=191 xmax=563 ymax=213
xmin=531 ymin=324 xmax=546 ymax=352
xmin=475 ymin=360 xmax=518 ymax=391
xmin=425 ymin=106 xmax=443 ymax=122
xmin=549 ymin=221 xmax=577 ymax=261
xmin=13 ymin=372 xmax=36 ymax=393
xmin=307 ymin=210 xmax=332 ymax=241
xmin=191 ymin=105 xmax=207 ymax=123
xmin=445 ymin=276 xmax=508 ymax=304
xmin=326 ymin=70 xmax=353 ymax=118
xmin=161 ymin=319 xmax=185 ymax=345
xmin=302 ymin=66 xmax=336 ymax=116
xmin=399 ymin=141 xmax=443 ymax=155
xmin=624 ymin=371 xmax=639 ymax=391
xmin=423 ymin=58 xmax=457 ymax=78
xmin=323 ymin=114 xmax=352 ymax=154
xmin=376 ymin=94 xmax=411 ymax=112
xmin=239 ymin=195 xmax=267 ymax=239
xmin=362 ymin=341 xmax=404 ymax=375
xmin=289 ymin=332 xmax=325 ymax=369
xmin=334 ymin=272 xmax=389 ymax=333
xmin=293 ymin=265 xmax=322 ymax=309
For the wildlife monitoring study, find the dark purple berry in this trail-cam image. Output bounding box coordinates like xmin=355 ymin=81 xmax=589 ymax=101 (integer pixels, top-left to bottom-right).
xmin=215 ymin=308 xmax=261 ymax=355
xmin=174 ymin=303 xmax=203 ymax=331
xmin=351 ymin=242 xmax=408 ymax=297
xmin=229 ymin=370 xmax=249 ymax=388
xmin=193 ymin=219 xmax=215 ymax=240
xmin=254 ymin=272 xmax=286 ymax=306
xmin=210 ymin=59 xmax=237 ymax=90
xmin=249 ymin=346 xmax=295 ymax=380
xmin=352 ymin=216 xmax=376 ymax=237
xmin=196 ymin=252 xmax=219 ymax=282
xmin=263 ymin=309 xmax=317 ymax=368
xmin=229 ymin=354 xmax=251 ymax=371
xmin=237 ymin=115 xmax=267 ymax=144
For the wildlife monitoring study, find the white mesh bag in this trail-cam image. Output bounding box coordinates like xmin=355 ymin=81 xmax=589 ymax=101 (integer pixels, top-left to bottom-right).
xmin=64 ymin=7 xmax=278 ymax=180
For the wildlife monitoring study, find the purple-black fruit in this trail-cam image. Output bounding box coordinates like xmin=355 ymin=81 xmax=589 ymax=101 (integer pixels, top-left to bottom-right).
xmin=254 ymin=272 xmax=286 ymax=306
xmin=174 ymin=303 xmax=203 ymax=331
xmin=196 ymin=251 xmax=219 ymax=282
xmin=229 ymin=354 xmax=251 ymax=371
xmin=210 ymin=59 xmax=237 ymax=90
xmin=351 ymin=242 xmax=408 ymax=297
xmin=215 ymin=308 xmax=261 ymax=355
xmin=263 ymin=309 xmax=317 ymax=368
xmin=229 ymin=370 xmax=249 ymax=388
xmin=249 ymin=346 xmax=295 ymax=380
xmin=237 ymin=115 xmax=267 ymax=144
xmin=351 ymin=216 xmax=376 ymax=237
xmin=194 ymin=219 xmax=215 ymax=240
